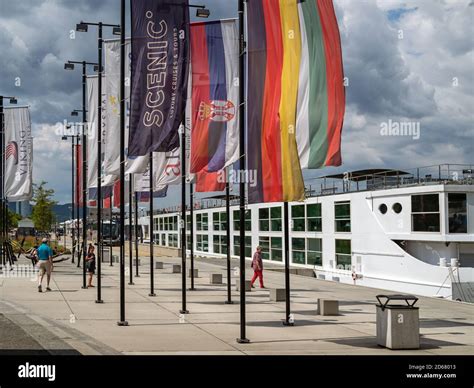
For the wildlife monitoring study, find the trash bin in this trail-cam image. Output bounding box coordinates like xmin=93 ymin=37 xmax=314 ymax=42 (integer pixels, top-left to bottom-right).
xmin=101 ymin=249 xmax=110 ymax=263
xmin=376 ymin=294 xmax=420 ymax=350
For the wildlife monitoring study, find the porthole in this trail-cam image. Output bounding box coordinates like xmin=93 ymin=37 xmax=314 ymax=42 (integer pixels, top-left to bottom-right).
xmin=393 ymin=203 xmax=402 ymax=214
xmin=378 ymin=204 xmax=388 ymax=214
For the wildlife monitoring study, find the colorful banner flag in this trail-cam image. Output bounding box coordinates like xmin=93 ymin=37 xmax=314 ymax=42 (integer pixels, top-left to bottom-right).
xmin=4 ymin=107 xmax=33 ymax=201
xmin=195 ymin=170 xmax=225 ymax=193
xmin=129 ymin=0 xmax=190 ymax=156
xmin=86 ymin=76 xmax=99 ymax=190
xmin=189 ymin=19 xmax=239 ymax=174
xmin=296 ymin=0 xmax=345 ymax=169
xmin=104 ymin=39 xmax=149 ymax=177
xmin=247 ymin=0 xmax=345 ymax=204
xmin=113 ymin=180 xmax=121 ymax=208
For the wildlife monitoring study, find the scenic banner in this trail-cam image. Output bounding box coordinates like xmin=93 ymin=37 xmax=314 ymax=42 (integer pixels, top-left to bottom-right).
xmin=189 ymin=19 xmax=240 ymax=174
xmin=129 ymin=0 xmax=190 ymax=156
xmin=4 ymin=107 xmax=33 ymax=201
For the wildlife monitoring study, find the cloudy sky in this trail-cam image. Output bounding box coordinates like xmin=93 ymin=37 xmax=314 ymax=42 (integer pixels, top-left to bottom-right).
xmin=0 ymin=0 xmax=472 ymax=207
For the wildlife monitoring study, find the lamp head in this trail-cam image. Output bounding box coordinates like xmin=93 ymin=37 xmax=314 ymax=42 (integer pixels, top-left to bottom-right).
xmin=196 ymin=8 xmax=210 ymax=18
xmin=64 ymin=62 xmax=75 ymax=70
xmin=76 ymin=22 xmax=88 ymax=32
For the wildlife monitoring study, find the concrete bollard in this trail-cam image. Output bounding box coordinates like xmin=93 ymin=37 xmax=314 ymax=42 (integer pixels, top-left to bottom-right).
xmin=236 ymin=280 xmax=252 ymax=292
xmin=209 ymin=273 xmax=222 ymax=285
xmin=188 ymin=268 xmax=198 ymax=278
xmin=269 ymin=288 xmax=286 ymax=302
xmin=155 ymin=262 xmax=163 ymax=270
xmin=112 ymin=255 xmax=119 ymax=263
xmin=376 ymin=305 xmax=420 ymax=349
xmin=172 ymin=264 xmax=181 ymax=274
xmin=317 ymin=299 xmax=339 ymax=316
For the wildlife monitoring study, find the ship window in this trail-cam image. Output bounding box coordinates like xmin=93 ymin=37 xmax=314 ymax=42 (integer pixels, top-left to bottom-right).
xmin=291 ymin=238 xmax=322 ymax=266
xmin=213 ymin=212 xmax=227 ymax=231
xmin=392 ymin=203 xmax=402 ymax=214
xmin=307 ymin=238 xmax=323 ymax=266
xmin=259 ymin=236 xmax=270 ymax=260
xmin=259 ymin=206 xmax=282 ymax=231
xmin=335 ymin=239 xmax=352 ymax=269
xmin=271 ymin=237 xmax=283 ymax=262
xmin=292 ymin=205 xmax=305 ymax=232
xmin=292 ymin=238 xmax=306 ymax=264
xmin=186 ymin=234 xmax=191 ymax=250
xmin=411 ymin=194 xmax=440 ymax=232
xmin=186 ymin=215 xmax=191 ymax=231
xmin=168 ymin=233 xmax=178 ymax=248
xmin=213 ymin=235 xmax=228 ymax=254
xmin=307 ymin=204 xmax=322 ymax=232
xmin=379 ymin=204 xmax=388 ymax=214
xmin=233 ymin=235 xmax=252 ymax=258
xmin=259 ymin=208 xmax=270 ymax=231
xmin=196 ymin=213 xmax=209 ymax=231
xmin=197 ymin=234 xmax=209 ymax=252
xmin=234 ymin=209 xmax=252 ymax=231
xmin=335 ymin=201 xmax=351 ymax=232
xmin=271 ymin=206 xmax=282 ymax=231
xmin=448 ymin=193 xmax=467 ymax=233
xmin=161 ymin=233 xmax=165 ymax=245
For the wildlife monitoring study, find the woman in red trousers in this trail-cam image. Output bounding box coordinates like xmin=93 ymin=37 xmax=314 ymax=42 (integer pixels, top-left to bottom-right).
xmin=250 ymin=246 xmax=265 ymax=289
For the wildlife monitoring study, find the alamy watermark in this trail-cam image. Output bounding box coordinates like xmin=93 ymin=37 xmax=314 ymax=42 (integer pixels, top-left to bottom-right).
xmin=380 ymin=119 xmax=421 ymax=140
xmin=217 ymin=169 xmax=257 ymax=188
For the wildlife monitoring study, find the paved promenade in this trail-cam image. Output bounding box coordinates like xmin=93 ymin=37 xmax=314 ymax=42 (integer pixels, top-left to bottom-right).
xmin=0 ymin=252 xmax=473 ymax=355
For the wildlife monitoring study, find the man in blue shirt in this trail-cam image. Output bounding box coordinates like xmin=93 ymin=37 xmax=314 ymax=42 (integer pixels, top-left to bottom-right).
xmin=37 ymin=238 xmax=53 ymax=292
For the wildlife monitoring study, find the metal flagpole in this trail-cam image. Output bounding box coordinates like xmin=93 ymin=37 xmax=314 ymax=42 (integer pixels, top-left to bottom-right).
xmin=81 ymin=62 xmax=88 ymax=290
xmin=71 ymin=135 xmax=75 ymax=263
xmin=189 ymin=183 xmax=195 ymax=291
xmin=149 ymin=153 xmax=156 ymax=297
xmin=180 ymin=126 xmax=188 ymax=314
xmin=117 ymin=0 xmax=128 ymax=326
xmin=128 ymin=174 xmax=134 ymax=285
xmin=76 ymin=137 xmax=80 ymax=268
xmin=134 ymin=191 xmax=140 ymax=277
xmin=282 ymin=202 xmax=293 ymax=326
xmin=237 ymin=0 xmax=249 ymax=344
xmin=96 ymin=23 xmax=104 ymax=303
xmin=225 ymin=181 xmax=233 ymax=304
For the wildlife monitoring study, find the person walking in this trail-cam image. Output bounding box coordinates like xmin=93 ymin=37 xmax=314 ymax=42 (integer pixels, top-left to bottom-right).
xmin=37 ymin=238 xmax=53 ymax=292
xmin=85 ymin=244 xmax=96 ymax=288
xmin=250 ymin=246 xmax=265 ymax=289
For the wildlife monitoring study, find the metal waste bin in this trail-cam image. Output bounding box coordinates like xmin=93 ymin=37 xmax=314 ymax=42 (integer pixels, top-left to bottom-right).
xmin=101 ymin=249 xmax=110 ymax=263
xmin=376 ymin=294 xmax=420 ymax=350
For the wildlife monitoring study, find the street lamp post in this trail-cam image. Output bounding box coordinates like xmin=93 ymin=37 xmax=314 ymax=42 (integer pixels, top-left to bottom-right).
xmin=76 ymin=20 xmax=120 ymax=304
xmin=64 ymin=60 xmax=98 ymax=290
xmin=62 ymin=123 xmax=80 ymax=263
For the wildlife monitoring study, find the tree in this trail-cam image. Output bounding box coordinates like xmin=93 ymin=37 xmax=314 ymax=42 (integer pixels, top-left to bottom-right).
xmin=8 ymin=209 xmax=22 ymax=228
xmin=0 ymin=207 xmax=21 ymax=231
xmin=31 ymin=181 xmax=57 ymax=232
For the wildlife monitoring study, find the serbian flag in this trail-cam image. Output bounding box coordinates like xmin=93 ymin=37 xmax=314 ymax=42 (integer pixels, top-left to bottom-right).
xmin=247 ymin=0 xmax=345 ymax=204
xmin=195 ymin=170 xmax=225 ymax=193
xmin=189 ymin=19 xmax=239 ymax=174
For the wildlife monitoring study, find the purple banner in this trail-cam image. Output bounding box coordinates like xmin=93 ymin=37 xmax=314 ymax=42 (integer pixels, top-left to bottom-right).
xmin=129 ymin=0 xmax=190 ymax=156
